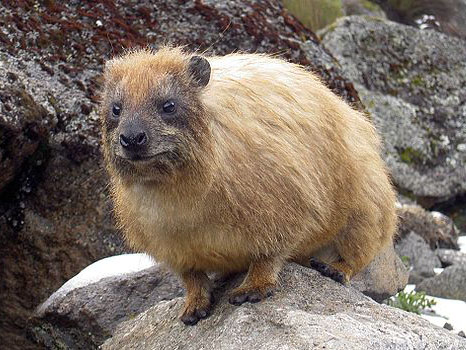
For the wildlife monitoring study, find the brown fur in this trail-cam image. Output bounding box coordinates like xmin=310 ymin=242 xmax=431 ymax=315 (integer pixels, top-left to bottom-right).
xmin=100 ymin=47 xmax=398 ymax=325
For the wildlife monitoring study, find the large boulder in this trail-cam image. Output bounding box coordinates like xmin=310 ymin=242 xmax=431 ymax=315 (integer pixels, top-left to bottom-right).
xmin=416 ymin=264 xmax=466 ymax=302
xmin=0 ymin=1 xmax=363 ymax=349
xmin=395 ymin=232 xmax=442 ymax=284
xmin=30 ymin=248 xmax=408 ymax=348
xmin=320 ymin=15 xmax=466 ymax=206
xmin=30 ymin=256 xmax=183 ymax=350
xmin=103 ymin=263 xmax=466 ymax=350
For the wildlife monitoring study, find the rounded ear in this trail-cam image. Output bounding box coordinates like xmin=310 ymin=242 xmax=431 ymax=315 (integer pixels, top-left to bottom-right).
xmin=188 ymin=56 xmax=211 ymax=88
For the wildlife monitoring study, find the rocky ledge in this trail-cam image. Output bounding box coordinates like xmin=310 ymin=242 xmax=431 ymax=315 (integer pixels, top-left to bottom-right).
xmin=102 ymin=263 xmax=466 ymax=350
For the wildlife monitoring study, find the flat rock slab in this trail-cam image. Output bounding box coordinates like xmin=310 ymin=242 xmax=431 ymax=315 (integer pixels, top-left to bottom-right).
xmin=103 ymin=264 xmax=466 ymax=350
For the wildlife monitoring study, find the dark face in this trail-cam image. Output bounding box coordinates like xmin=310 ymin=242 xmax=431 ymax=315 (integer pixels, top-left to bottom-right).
xmin=101 ymin=53 xmax=211 ymax=183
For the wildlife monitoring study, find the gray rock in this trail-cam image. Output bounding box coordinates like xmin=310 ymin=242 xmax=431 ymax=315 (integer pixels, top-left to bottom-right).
xmin=416 ymin=264 xmax=466 ymax=301
xmin=30 ymin=244 xmax=407 ymax=348
xmin=351 ymin=243 xmax=408 ymax=302
xmin=398 ymin=204 xmax=459 ymax=249
xmin=321 ymin=15 xmax=466 ymax=205
xmin=436 ymin=248 xmax=466 ymax=266
xmin=30 ymin=264 xmax=183 ymax=350
xmin=395 ymin=232 xmax=442 ymax=284
xmin=103 ymin=263 xmax=466 ymax=350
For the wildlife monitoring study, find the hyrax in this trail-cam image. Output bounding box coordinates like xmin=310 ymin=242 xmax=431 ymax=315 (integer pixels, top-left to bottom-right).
xmin=100 ymin=47 xmax=397 ymax=325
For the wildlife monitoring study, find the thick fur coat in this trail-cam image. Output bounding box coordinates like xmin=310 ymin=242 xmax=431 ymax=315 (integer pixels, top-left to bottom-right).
xmin=100 ymin=47 xmax=397 ymax=324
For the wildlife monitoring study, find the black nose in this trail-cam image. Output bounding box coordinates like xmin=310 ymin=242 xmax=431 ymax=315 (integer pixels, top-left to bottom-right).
xmin=119 ymin=130 xmax=147 ymax=151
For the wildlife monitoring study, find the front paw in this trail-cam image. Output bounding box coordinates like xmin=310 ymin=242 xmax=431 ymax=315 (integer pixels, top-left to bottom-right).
xmin=180 ymin=294 xmax=214 ymax=326
xmin=228 ymin=285 xmax=274 ymax=306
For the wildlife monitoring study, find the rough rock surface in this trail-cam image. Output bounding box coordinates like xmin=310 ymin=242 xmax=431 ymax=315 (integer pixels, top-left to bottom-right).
xmin=30 ymin=264 xmax=183 ymax=350
xmin=395 ymin=232 xmax=442 ymax=284
xmin=397 ymin=204 xmax=459 ymax=249
xmin=436 ymin=248 xmax=466 ymax=267
xmin=416 ymin=264 xmax=466 ymax=302
xmin=31 ymin=248 xmax=408 ymax=349
xmin=350 ymin=243 xmax=408 ymax=302
xmin=103 ymin=263 xmax=466 ymax=350
xmin=321 ymin=15 xmax=466 ymax=205
xmin=0 ymin=1 xmax=362 ymax=349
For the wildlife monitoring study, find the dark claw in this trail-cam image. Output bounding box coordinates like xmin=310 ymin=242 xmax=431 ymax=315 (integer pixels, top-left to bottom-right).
xmin=247 ymin=292 xmax=263 ymax=303
xmin=310 ymin=258 xmax=346 ymax=284
xmin=229 ymin=289 xmax=273 ymax=306
xmin=181 ymin=313 xmax=199 ymax=326
xmin=229 ymin=293 xmax=249 ymax=306
xmin=180 ymin=305 xmax=211 ymax=326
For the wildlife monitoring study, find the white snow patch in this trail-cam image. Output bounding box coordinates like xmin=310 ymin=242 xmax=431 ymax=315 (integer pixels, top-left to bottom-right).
xmin=458 ymin=236 xmax=466 ymax=253
xmin=37 ymin=253 xmax=156 ymax=313
xmin=402 ymin=284 xmax=466 ymax=332
xmin=433 ymin=267 xmax=444 ymax=275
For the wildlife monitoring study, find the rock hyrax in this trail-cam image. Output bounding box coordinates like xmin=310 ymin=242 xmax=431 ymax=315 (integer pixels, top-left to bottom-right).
xmin=100 ymin=47 xmax=397 ymax=325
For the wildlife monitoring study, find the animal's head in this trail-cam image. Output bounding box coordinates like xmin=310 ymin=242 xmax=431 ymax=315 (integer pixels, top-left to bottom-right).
xmin=100 ymin=47 xmax=211 ymax=183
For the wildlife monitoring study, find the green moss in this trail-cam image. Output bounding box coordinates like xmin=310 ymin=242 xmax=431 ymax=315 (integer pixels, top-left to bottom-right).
xmin=400 ymin=255 xmax=411 ymax=268
xmin=360 ymin=0 xmax=382 ymax=12
xmin=283 ymin=0 xmax=344 ymax=31
xmin=399 ymin=147 xmax=423 ymax=164
xmin=411 ymin=74 xmax=424 ymax=87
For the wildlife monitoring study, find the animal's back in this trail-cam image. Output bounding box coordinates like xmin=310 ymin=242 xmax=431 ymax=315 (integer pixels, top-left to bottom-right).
xmin=200 ymin=54 xmax=396 ymax=265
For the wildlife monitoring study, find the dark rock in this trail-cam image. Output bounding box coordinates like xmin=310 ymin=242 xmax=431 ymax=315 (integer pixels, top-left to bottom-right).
xmin=444 ymin=322 xmax=454 ymax=330
xmin=0 ymin=83 xmax=55 ymax=191
xmin=416 ymin=264 xmax=466 ymax=301
xmin=395 ymin=232 xmax=442 ymax=284
xmin=436 ymin=249 xmax=466 ymax=267
xmin=375 ymin=0 xmax=466 ymax=39
xmin=321 ymin=16 xmax=466 ymax=205
xmin=350 ymin=243 xmax=408 ymax=302
xmin=459 ymin=330 xmax=466 ymax=338
xmin=102 ymin=263 xmax=466 ymax=350
xmin=30 ymin=262 xmax=183 ymax=350
xmin=397 ymin=204 xmax=459 ymax=249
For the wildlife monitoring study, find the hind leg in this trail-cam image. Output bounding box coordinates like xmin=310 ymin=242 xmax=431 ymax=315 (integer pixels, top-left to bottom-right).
xmin=332 ymin=216 xmax=389 ymax=281
xmin=312 ymin=216 xmax=390 ymax=284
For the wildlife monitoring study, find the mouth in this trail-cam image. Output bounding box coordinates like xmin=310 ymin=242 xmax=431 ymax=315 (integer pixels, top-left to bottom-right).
xmin=116 ymin=151 xmax=171 ymax=163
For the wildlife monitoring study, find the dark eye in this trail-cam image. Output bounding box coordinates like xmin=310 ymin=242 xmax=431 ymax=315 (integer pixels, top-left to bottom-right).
xmin=162 ymin=100 xmax=176 ymax=114
xmin=112 ymin=104 xmax=121 ymax=118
